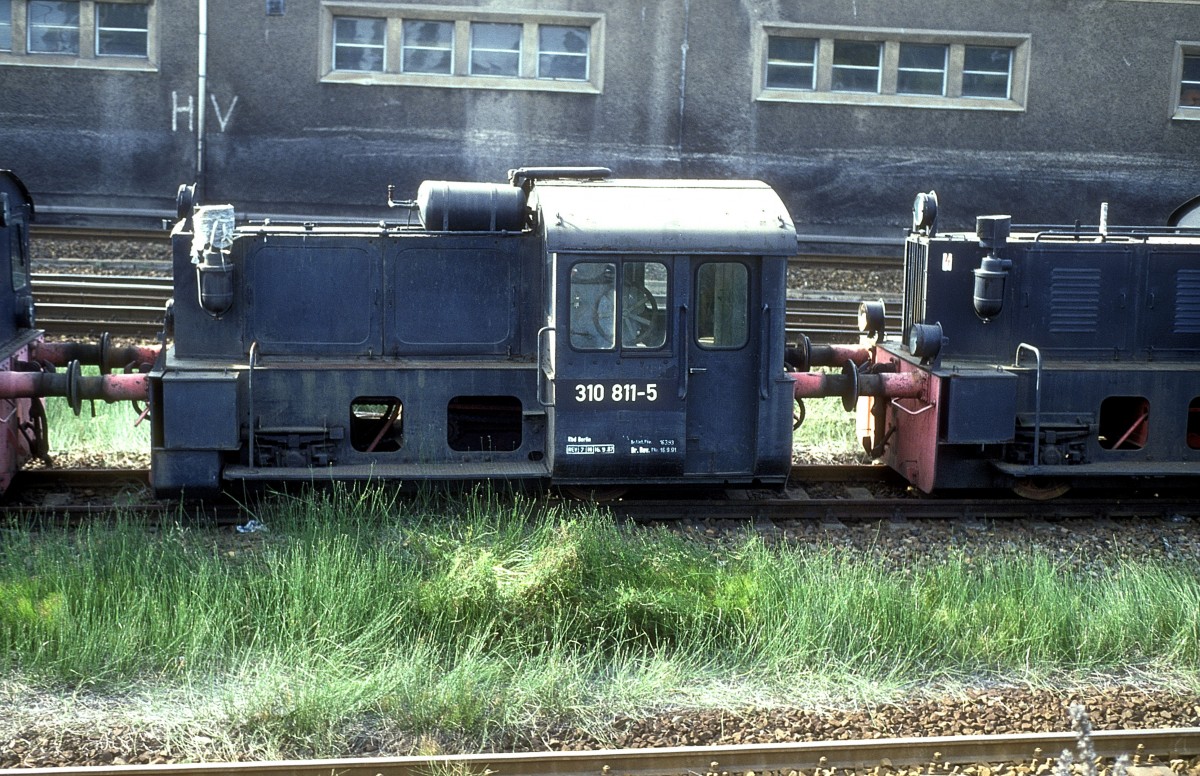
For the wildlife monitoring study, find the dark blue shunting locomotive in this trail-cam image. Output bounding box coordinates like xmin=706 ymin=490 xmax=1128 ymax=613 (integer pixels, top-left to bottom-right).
xmin=149 ymin=169 xmax=798 ymax=497
xmin=840 ymin=194 xmax=1200 ymax=497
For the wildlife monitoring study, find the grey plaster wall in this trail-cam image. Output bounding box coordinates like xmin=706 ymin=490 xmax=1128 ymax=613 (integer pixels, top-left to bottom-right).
xmin=0 ymin=0 xmax=1197 ymax=232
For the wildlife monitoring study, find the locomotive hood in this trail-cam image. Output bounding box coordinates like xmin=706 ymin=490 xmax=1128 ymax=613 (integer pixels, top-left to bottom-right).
xmin=529 ymin=179 xmax=797 ymax=256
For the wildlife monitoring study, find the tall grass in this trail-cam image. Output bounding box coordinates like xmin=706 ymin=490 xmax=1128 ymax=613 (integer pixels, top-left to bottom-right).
xmin=2 ymin=487 xmax=1199 ymax=753
xmin=41 ymin=388 xmax=150 ymax=456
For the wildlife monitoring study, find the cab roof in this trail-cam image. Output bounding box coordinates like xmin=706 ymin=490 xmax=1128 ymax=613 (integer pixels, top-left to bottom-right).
xmin=530 ymin=179 xmax=797 ymax=256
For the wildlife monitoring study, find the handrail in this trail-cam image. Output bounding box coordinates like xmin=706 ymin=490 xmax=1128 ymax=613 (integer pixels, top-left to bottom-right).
xmin=1013 ymin=343 xmax=1043 ymax=469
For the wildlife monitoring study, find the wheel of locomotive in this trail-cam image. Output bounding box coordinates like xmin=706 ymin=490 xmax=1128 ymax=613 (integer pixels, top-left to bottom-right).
xmin=1011 ymin=478 xmax=1071 ymax=501
xmin=793 ymin=397 xmax=805 ymax=430
xmin=620 ymin=284 xmax=658 ymax=345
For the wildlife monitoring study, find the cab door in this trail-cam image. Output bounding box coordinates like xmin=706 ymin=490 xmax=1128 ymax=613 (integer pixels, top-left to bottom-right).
xmin=549 ymin=253 xmax=685 ymax=481
xmin=683 ymin=259 xmax=760 ymax=476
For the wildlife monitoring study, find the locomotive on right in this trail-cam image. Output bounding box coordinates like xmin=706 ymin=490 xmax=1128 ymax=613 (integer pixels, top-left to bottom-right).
xmin=803 ymin=193 xmax=1200 ymax=497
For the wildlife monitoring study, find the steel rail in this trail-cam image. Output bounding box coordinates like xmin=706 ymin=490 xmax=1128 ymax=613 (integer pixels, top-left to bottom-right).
xmin=5 ymin=728 xmax=1199 ymax=776
xmin=31 ymin=225 xmax=172 ymax=243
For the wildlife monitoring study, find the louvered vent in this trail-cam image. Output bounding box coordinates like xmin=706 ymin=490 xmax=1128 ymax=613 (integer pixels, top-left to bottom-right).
xmin=902 ymin=239 xmax=928 ymax=334
xmin=1049 ymin=268 xmax=1101 ymax=334
xmin=1174 ymin=269 xmax=1200 ymax=334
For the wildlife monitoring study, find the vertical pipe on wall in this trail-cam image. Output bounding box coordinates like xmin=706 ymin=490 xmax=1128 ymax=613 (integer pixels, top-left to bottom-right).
xmin=197 ymin=0 xmax=208 ymax=196
xmin=677 ymin=0 xmax=689 ymax=156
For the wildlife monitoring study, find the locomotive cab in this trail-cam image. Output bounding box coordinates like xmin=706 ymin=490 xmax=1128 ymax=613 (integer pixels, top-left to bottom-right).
xmin=529 ymin=177 xmax=797 ymax=488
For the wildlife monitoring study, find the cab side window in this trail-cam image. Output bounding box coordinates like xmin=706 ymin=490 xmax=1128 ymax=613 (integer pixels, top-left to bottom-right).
xmin=695 ymin=262 xmax=748 ymax=348
xmin=569 ymin=259 xmax=667 ymax=350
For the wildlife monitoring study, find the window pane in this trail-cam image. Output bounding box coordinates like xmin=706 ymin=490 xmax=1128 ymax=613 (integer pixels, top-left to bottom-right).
xmin=831 ymin=40 xmax=881 ymax=93
xmin=962 ymin=46 xmax=1011 ymax=99
xmin=335 ymin=16 xmax=384 ymax=45
xmin=333 ymin=16 xmax=385 ymax=72
xmin=620 ymin=262 xmax=667 ymax=348
xmin=834 ymin=40 xmax=880 ymax=67
xmin=964 ymin=45 xmax=1011 ymax=73
xmin=570 ymin=262 xmax=616 ymax=350
xmin=11 ymin=225 xmax=27 ymax=291
xmin=0 ymin=0 xmax=11 ymax=51
xmin=538 ymin=24 xmax=588 ymax=80
xmin=28 ymin=0 xmax=80 ymax=54
xmin=897 ymin=43 xmax=946 ymax=95
xmin=96 ymin=2 xmax=147 ymax=57
xmin=1185 ymin=54 xmax=1200 ymax=82
xmin=1182 ymin=55 xmax=1200 ymax=107
xmin=765 ymin=35 xmax=816 ymax=90
xmin=402 ymin=20 xmax=452 ymax=74
xmin=696 ymin=263 xmax=748 ymax=349
xmin=470 ymin=22 xmax=520 ymax=76
xmin=539 ymin=24 xmax=587 ymax=54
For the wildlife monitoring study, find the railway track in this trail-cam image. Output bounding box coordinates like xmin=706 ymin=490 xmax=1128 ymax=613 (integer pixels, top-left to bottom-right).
xmin=30 ymin=273 xmax=901 ymax=341
xmin=7 ymin=466 xmax=1200 ymax=524
xmin=9 ymin=728 xmax=1199 ymax=776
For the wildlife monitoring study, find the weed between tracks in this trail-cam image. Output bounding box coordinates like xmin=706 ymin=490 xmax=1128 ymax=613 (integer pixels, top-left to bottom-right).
xmin=1 ymin=484 xmax=1200 ymax=758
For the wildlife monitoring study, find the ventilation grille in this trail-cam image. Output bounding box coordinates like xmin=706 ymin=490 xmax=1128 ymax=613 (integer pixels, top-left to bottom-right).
xmin=1174 ymin=269 xmax=1200 ymax=334
xmin=1049 ymin=268 xmax=1101 ymax=334
xmin=902 ymin=239 xmax=928 ymax=335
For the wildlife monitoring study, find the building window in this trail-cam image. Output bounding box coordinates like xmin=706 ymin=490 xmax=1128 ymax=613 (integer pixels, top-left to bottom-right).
xmin=537 ymin=24 xmax=588 ymax=80
xmin=321 ymin=5 xmax=604 ymax=93
xmin=469 ymin=21 xmax=520 ymax=76
xmin=1177 ymin=48 xmax=1200 ymax=118
xmin=402 ymin=19 xmax=452 ymax=75
xmin=831 ymin=40 xmax=881 ymax=92
xmin=897 ymin=43 xmax=946 ymax=96
xmin=758 ymin=25 xmax=1028 ymax=111
xmin=764 ymin=35 xmax=815 ymax=90
xmin=333 ymin=16 xmax=384 ymax=72
xmin=0 ymin=0 xmax=154 ymax=68
xmin=27 ymin=0 xmax=78 ymax=54
xmin=95 ymin=1 xmax=146 ymax=57
xmin=962 ymin=45 xmax=1011 ymax=99
xmin=0 ymin=0 xmax=13 ymax=51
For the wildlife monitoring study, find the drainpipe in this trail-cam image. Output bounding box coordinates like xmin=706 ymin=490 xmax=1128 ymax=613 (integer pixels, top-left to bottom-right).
xmin=196 ymin=0 xmax=208 ymax=197
xmin=676 ymin=0 xmax=689 ymax=158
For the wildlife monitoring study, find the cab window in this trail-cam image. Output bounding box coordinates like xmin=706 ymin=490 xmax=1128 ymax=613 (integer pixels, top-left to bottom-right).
xmin=569 ymin=259 xmax=667 ymax=350
xmin=695 ymin=262 xmax=748 ymax=348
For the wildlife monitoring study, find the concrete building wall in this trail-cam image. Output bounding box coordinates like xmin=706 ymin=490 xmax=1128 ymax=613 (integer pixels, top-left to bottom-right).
xmin=0 ymin=0 xmax=1196 ymax=232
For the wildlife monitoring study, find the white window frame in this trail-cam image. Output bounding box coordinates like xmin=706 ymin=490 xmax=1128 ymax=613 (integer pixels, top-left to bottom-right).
xmin=468 ymin=21 xmax=521 ymax=77
xmin=961 ymin=45 xmax=1012 ymax=100
xmin=0 ymin=0 xmax=12 ymax=52
xmin=28 ymin=0 xmax=79 ymax=55
xmin=0 ymin=0 xmax=154 ymax=70
xmin=536 ymin=23 xmax=590 ymax=81
xmin=1173 ymin=42 xmax=1200 ymax=120
xmin=320 ymin=3 xmax=604 ymax=94
xmin=400 ymin=18 xmax=453 ymax=75
xmin=896 ymin=42 xmax=947 ymax=97
xmin=332 ymin=15 xmax=387 ymax=72
xmin=764 ymin=35 xmax=816 ymax=90
xmin=94 ymin=0 xmax=148 ymax=58
xmin=756 ymin=24 xmax=1029 ymax=112
xmin=831 ymin=39 xmax=882 ymax=93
